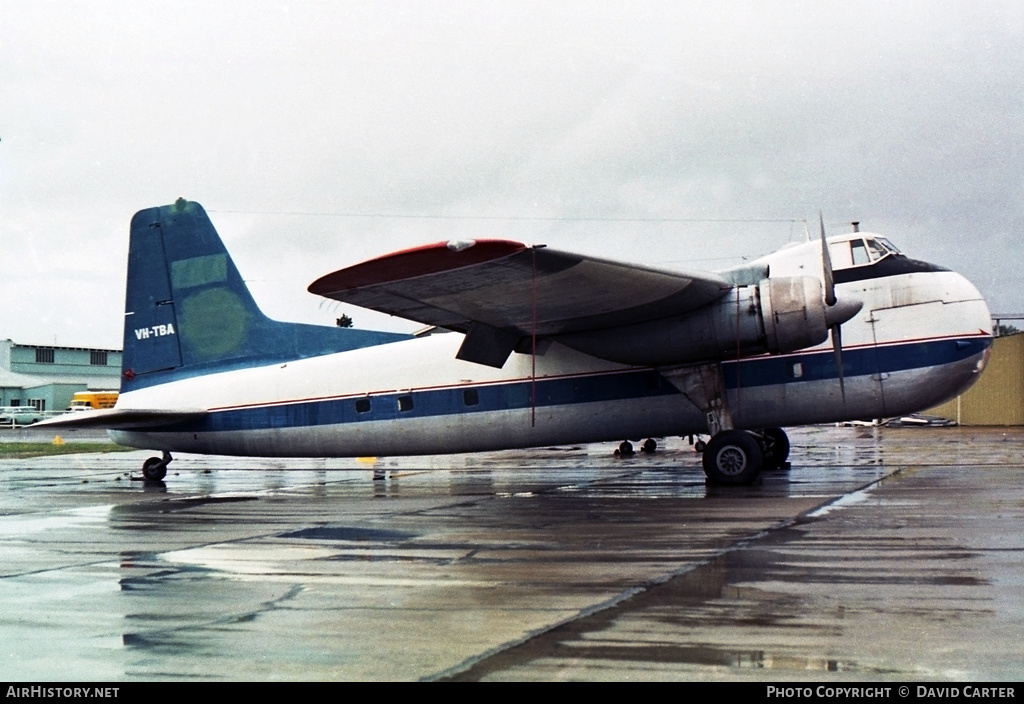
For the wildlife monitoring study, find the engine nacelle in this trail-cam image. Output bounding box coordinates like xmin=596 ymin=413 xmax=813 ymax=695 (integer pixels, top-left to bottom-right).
xmin=555 ymin=276 xmax=830 ymax=366
xmin=758 ymin=276 xmax=830 ymax=353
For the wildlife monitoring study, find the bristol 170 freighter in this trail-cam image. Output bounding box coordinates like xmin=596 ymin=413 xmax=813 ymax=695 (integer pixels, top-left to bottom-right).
xmin=43 ymin=199 xmax=992 ymax=484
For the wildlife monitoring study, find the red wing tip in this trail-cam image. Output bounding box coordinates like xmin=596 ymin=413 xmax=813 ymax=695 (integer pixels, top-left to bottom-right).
xmin=309 ymin=239 xmax=528 ymax=295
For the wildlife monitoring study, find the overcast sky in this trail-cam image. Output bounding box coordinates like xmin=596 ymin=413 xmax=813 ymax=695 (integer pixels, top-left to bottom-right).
xmin=3 ymin=1 xmax=1022 ymax=349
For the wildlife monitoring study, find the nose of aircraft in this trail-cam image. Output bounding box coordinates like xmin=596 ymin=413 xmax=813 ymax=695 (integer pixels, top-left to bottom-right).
xmin=947 ymin=270 xmax=993 ymax=336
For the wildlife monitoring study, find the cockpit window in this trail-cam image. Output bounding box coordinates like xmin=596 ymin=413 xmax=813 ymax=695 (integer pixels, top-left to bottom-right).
xmin=848 ymin=237 xmax=897 ymax=268
xmin=850 ymin=239 xmax=870 ymax=265
xmin=866 ymin=239 xmax=890 ymax=261
xmin=875 ymin=237 xmax=901 ymax=254
xmin=828 ymin=236 xmax=903 ymax=270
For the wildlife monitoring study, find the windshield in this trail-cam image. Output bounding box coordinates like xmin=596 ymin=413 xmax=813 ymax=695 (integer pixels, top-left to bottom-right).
xmin=849 ymin=237 xmax=899 ymax=267
xmin=874 ymin=237 xmax=901 ymax=254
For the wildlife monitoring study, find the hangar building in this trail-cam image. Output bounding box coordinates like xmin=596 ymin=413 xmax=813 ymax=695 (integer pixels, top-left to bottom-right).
xmin=0 ymin=339 xmax=121 ymax=413
xmin=929 ymin=331 xmax=1024 ymax=425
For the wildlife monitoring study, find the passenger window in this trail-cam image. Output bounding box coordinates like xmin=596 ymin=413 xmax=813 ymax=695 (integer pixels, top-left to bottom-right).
xmin=398 ymin=395 xmax=414 ymax=412
xmin=355 ymin=398 xmax=371 ymax=414
xmin=463 ymin=389 xmax=479 ymax=406
xmin=503 ymin=385 xmax=530 ymax=408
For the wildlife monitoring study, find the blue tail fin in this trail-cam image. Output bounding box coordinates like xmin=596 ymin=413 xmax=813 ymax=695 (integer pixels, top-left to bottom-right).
xmin=121 ymin=199 xmax=407 ymax=391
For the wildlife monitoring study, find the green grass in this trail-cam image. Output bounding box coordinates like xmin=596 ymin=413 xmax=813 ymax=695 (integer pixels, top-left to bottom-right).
xmin=0 ymin=442 xmax=135 ymax=459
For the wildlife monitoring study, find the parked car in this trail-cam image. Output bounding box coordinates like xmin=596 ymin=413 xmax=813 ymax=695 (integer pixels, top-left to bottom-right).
xmin=0 ymin=406 xmax=45 ymax=426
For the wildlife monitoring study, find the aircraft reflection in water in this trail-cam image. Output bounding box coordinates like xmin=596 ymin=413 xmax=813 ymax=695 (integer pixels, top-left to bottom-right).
xmin=41 ymin=200 xmax=992 ymax=485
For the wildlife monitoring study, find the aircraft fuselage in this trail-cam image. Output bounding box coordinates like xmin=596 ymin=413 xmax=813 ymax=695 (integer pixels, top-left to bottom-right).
xmin=111 ymin=235 xmax=991 ymax=458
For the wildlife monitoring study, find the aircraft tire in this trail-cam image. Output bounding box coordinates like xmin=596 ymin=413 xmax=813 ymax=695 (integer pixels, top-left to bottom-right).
xmin=762 ymin=427 xmax=791 ymax=470
xmin=702 ymin=430 xmax=762 ymax=485
xmin=142 ymin=457 xmax=167 ymax=481
xmin=642 ymin=438 xmax=657 ymax=453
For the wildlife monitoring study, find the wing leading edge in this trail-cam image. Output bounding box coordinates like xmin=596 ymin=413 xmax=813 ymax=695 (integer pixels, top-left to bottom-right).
xmin=309 ymin=239 xmax=732 ymax=367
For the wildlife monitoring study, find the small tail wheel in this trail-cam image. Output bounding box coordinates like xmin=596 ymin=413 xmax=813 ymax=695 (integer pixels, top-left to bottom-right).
xmin=142 ymin=457 xmax=166 ymax=481
xmin=141 ymin=452 xmax=172 ymax=481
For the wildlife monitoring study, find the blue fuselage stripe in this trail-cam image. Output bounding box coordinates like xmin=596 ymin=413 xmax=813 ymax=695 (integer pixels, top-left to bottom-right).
xmin=197 ymin=368 xmax=677 ymax=432
xmin=722 ymin=336 xmax=990 ymax=388
xmin=168 ymin=336 xmax=989 ymax=433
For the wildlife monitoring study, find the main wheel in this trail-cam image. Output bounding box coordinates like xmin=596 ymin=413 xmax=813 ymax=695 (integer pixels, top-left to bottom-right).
xmin=142 ymin=456 xmax=167 ymax=481
xmin=762 ymin=427 xmax=791 ymax=470
xmin=702 ymin=430 xmax=763 ymax=485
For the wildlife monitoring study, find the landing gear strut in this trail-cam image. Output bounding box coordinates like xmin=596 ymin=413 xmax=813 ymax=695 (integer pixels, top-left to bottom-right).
xmin=141 ymin=451 xmax=172 ymax=481
xmin=661 ymin=362 xmax=778 ymax=485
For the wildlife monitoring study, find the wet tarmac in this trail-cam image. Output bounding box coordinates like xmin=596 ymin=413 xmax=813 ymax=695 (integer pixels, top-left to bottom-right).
xmin=0 ymin=425 xmax=1021 ymax=681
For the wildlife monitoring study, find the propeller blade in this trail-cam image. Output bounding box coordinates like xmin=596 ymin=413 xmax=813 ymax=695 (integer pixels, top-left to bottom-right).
xmin=821 ymin=212 xmax=846 ymax=401
xmin=831 ymin=323 xmax=846 ymax=401
xmin=820 ymin=211 xmax=837 ymax=306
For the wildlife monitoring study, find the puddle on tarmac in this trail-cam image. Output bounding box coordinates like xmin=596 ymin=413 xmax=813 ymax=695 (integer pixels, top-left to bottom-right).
xmin=443 ymin=507 xmax=987 ymax=680
xmin=281 ymin=525 xmax=417 ymax=542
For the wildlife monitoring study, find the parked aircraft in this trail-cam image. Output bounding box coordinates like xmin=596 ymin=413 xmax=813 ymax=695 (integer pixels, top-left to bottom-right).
xmin=41 ymin=199 xmax=993 ymax=484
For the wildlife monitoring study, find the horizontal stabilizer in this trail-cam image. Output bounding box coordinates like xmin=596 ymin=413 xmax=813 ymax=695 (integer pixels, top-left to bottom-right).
xmin=34 ymin=409 xmax=208 ymax=431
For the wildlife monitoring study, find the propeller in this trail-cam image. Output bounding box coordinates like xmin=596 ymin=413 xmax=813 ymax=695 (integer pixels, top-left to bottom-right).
xmin=820 ymin=212 xmax=836 ymax=307
xmin=819 ymin=213 xmax=862 ymax=401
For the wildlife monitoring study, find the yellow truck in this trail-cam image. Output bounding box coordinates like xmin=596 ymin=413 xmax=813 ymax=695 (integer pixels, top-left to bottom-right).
xmin=67 ymin=391 xmax=119 ymax=411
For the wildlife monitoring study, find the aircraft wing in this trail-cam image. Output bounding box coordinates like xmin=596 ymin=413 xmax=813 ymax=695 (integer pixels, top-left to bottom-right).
xmin=34 ymin=409 xmax=208 ymax=431
xmin=309 ymin=239 xmax=732 ymax=366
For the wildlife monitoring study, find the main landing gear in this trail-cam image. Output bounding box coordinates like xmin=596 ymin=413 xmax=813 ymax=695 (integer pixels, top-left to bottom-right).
xmin=141 ymin=451 xmax=173 ymax=481
xmin=659 ymin=362 xmax=790 ymax=485
xmin=699 ymin=428 xmax=790 ymax=485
